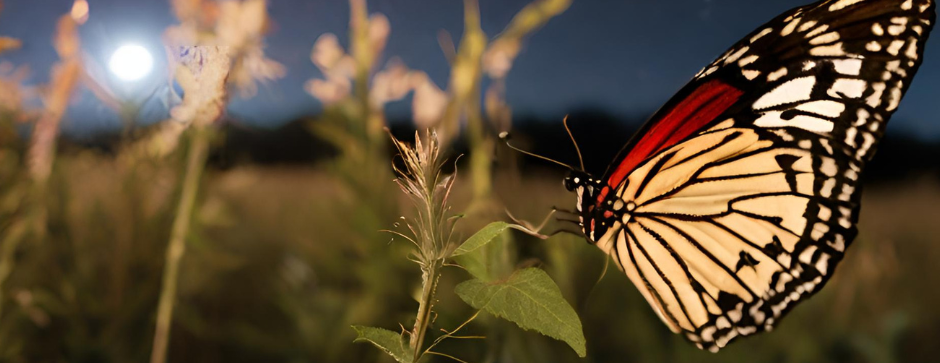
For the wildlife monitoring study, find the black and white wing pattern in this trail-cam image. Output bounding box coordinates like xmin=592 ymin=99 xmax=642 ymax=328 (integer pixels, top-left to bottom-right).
xmin=567 ymin=0 xmax=935 ymax=353
xmin=694 ymin=0 xmax=935 ymax=166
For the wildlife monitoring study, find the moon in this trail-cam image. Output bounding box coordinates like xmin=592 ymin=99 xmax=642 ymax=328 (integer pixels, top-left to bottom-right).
xmin=109 ymin=44 xmax=153 ymax=81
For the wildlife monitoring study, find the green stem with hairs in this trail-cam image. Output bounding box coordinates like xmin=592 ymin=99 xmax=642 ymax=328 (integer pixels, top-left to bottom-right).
xmin=411 ymin=259 xmax=442 ymax=363
xmin=149 ymin=129 xmax=210 ymax=363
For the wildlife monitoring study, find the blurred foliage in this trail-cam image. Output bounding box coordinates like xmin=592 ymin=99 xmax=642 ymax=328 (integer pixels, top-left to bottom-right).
xmin=0 ymin=0 xmax=939 ymax=362
xmin=307 ymin=0 xmax=571 ymax=205
xmin=1 ymin=152 xmax=938 ymax=362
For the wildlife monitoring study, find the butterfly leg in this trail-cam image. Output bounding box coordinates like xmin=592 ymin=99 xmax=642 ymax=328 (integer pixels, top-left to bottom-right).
xmin=505 ymin=208 xmax=558 ymax=235
xmin=551 ymin=206 xmax=577 ymax=215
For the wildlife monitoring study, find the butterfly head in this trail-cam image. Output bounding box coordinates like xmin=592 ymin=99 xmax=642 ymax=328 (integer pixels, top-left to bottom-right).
xmin=563 ymin=170 xmax=608 ymax=242
xmin=563 ymin=170 xmax=593 ymax=193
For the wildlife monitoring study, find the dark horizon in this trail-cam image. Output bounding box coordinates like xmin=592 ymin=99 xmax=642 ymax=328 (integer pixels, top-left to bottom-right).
xmin=52 ymin=108 xmax=940 ymax=187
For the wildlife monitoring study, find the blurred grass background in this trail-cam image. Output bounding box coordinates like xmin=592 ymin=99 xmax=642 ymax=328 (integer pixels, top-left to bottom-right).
xmin=1 ymin=0 xmax=940 ymax=362
xmin=2 ymin=150 xmax=939 ymax=363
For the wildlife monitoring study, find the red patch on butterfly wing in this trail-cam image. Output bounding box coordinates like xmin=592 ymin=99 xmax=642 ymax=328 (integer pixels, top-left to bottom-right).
xmin=598 ymin=80 xmax=744 ymax=203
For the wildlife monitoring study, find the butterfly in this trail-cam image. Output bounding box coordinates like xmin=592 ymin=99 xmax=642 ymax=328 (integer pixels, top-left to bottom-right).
xmin=561 ymin=0 xmax=935 ymax=352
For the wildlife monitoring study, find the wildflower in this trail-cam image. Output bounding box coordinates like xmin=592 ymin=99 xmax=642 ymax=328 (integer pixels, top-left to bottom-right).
xmin=482 ymin=38 xmax=519 ymax=79
xmin=228 ymin=46 xmax=285 ymax=98
xmin=168 ymin=46 xmax=231 ymax=127
xmin=215 ymin=0 xmax=267 ymax=48
xmin=410 ymin=73 xmax=447 ymax=129
xmin=305 ymin=34 xmax=356 ymax=104
xmin=310 ymin=34 xmax=355 ymax=75
xmin=216 ymin=0 xmax=285 ymax=97
xmin=306 ymin=22 xmax=447 ymax=129
xmin=390 ymin=130 xmax=459 ymax=263
xmin=366 ymin=14 xmax=390 ymax=60
xmin=169 ymin=0 xmax=205 ymax=22
xmin=28 ymin=14 xmax=83 ymax=183
xmin=370 ymin=58 xmax=413 ymax=109
xmin=388 ymin=130 xmax=461 ymax=360
xmin=305 ymin=77 xmax=352 ymax=106
xmin=164 ymin=0 xmax=284 ymax=98
xmin=305 ymin=12 xmax=393 ymax=106
xmin=70 ymin=0 xmax=88 ymax=24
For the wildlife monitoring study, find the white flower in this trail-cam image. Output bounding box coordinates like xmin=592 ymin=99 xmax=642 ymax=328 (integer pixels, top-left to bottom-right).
xmin=410 ymin=73 xmax=447 ymax=129
xmin=169 ymin=46 xmax=231 ymax=127
xmin=370 ymin=58 xmax=413 ymax=108
xmin=304 ymin=76 xmax=351 ymax=105
xmin=482 ymin=38 xmax=520 ymax=79
xmin=368 ymin=14 xmax=390 ymax=59
xmin=311 ymin=33 xmax=356 ymax=78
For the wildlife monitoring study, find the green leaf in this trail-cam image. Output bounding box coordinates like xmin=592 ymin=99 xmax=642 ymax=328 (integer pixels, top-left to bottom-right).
xmin=452 ymin=253 xmax=489 ymax=281
xmin=350 ymin=325 xmax=414 ymax=363
xmin=452 ymin=221 xmax=510 ymax=257
xmin=452 ymin=222 xmax=511 ymax=281
xmin=455 ymin=268 xmax=586 ymax=357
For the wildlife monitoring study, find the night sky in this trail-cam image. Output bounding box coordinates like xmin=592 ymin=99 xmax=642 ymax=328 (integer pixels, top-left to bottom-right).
xmin=1 ymin=0 xmax=938 ymax=139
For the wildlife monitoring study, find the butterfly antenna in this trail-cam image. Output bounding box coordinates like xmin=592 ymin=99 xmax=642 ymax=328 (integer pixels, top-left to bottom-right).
xmin=563 ymin=115 xmax=585 ymax=172
xmin=499 ymin=132 xmax=577 ymax=170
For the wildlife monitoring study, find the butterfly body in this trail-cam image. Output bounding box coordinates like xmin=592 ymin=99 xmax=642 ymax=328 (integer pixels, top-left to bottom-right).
xmin=568 ymin=0 xmax=935 ymax=352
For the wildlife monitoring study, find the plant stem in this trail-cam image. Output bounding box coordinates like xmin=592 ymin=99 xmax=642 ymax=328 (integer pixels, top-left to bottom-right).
xmin=349 ymin=0 xmax=381 ymax=144
xmin=0 ymin=219 xmax=29 ymax=321
xmin=411 ymin=259 xmax=442 ymax=363
xmin=149 ymin=129 xmax=210 ymax=363
xmin=465 ymin=84 xmax=493 ymax=201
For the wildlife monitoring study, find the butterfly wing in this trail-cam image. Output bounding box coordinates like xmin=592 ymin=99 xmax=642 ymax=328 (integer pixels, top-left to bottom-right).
xmin=593 ymin=0 xmax=935 ymax=352
xmin=602 ymin=125 xmax=859 ymax=351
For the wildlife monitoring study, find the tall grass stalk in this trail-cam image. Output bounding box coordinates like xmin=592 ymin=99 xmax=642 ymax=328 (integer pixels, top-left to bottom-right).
xmin=0 ymin=221 xmax=27 ymax=320
xmin=0 ymin=11 xmax=83 ymax=322
xmin=148 ymin=44 xmax=231 ymax=363
xmin=26 ymin=14 xmax=82 ymax=234
xmin=149 ymin=129 xmax=210 ymax=363
xmin=388 ymin=131 xmax=460 ymax=362
xmin=349 ymin=0 xmax=384 ymax=148
xmin=442 ymin=0 xmax=571 ymax=203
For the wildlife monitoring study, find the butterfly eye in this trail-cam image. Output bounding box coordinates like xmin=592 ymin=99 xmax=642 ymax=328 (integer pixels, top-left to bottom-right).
xmin=563 ymin=177 xmax=576 ymax=191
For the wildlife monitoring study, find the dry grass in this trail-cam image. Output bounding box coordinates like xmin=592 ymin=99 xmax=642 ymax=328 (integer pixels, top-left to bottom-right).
xmin=30 ymin=154 xmax=938 ymax=362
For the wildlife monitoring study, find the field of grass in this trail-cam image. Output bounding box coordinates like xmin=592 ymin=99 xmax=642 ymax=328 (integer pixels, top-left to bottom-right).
xmin=2 ymin=148 xmax=937 ymax=362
